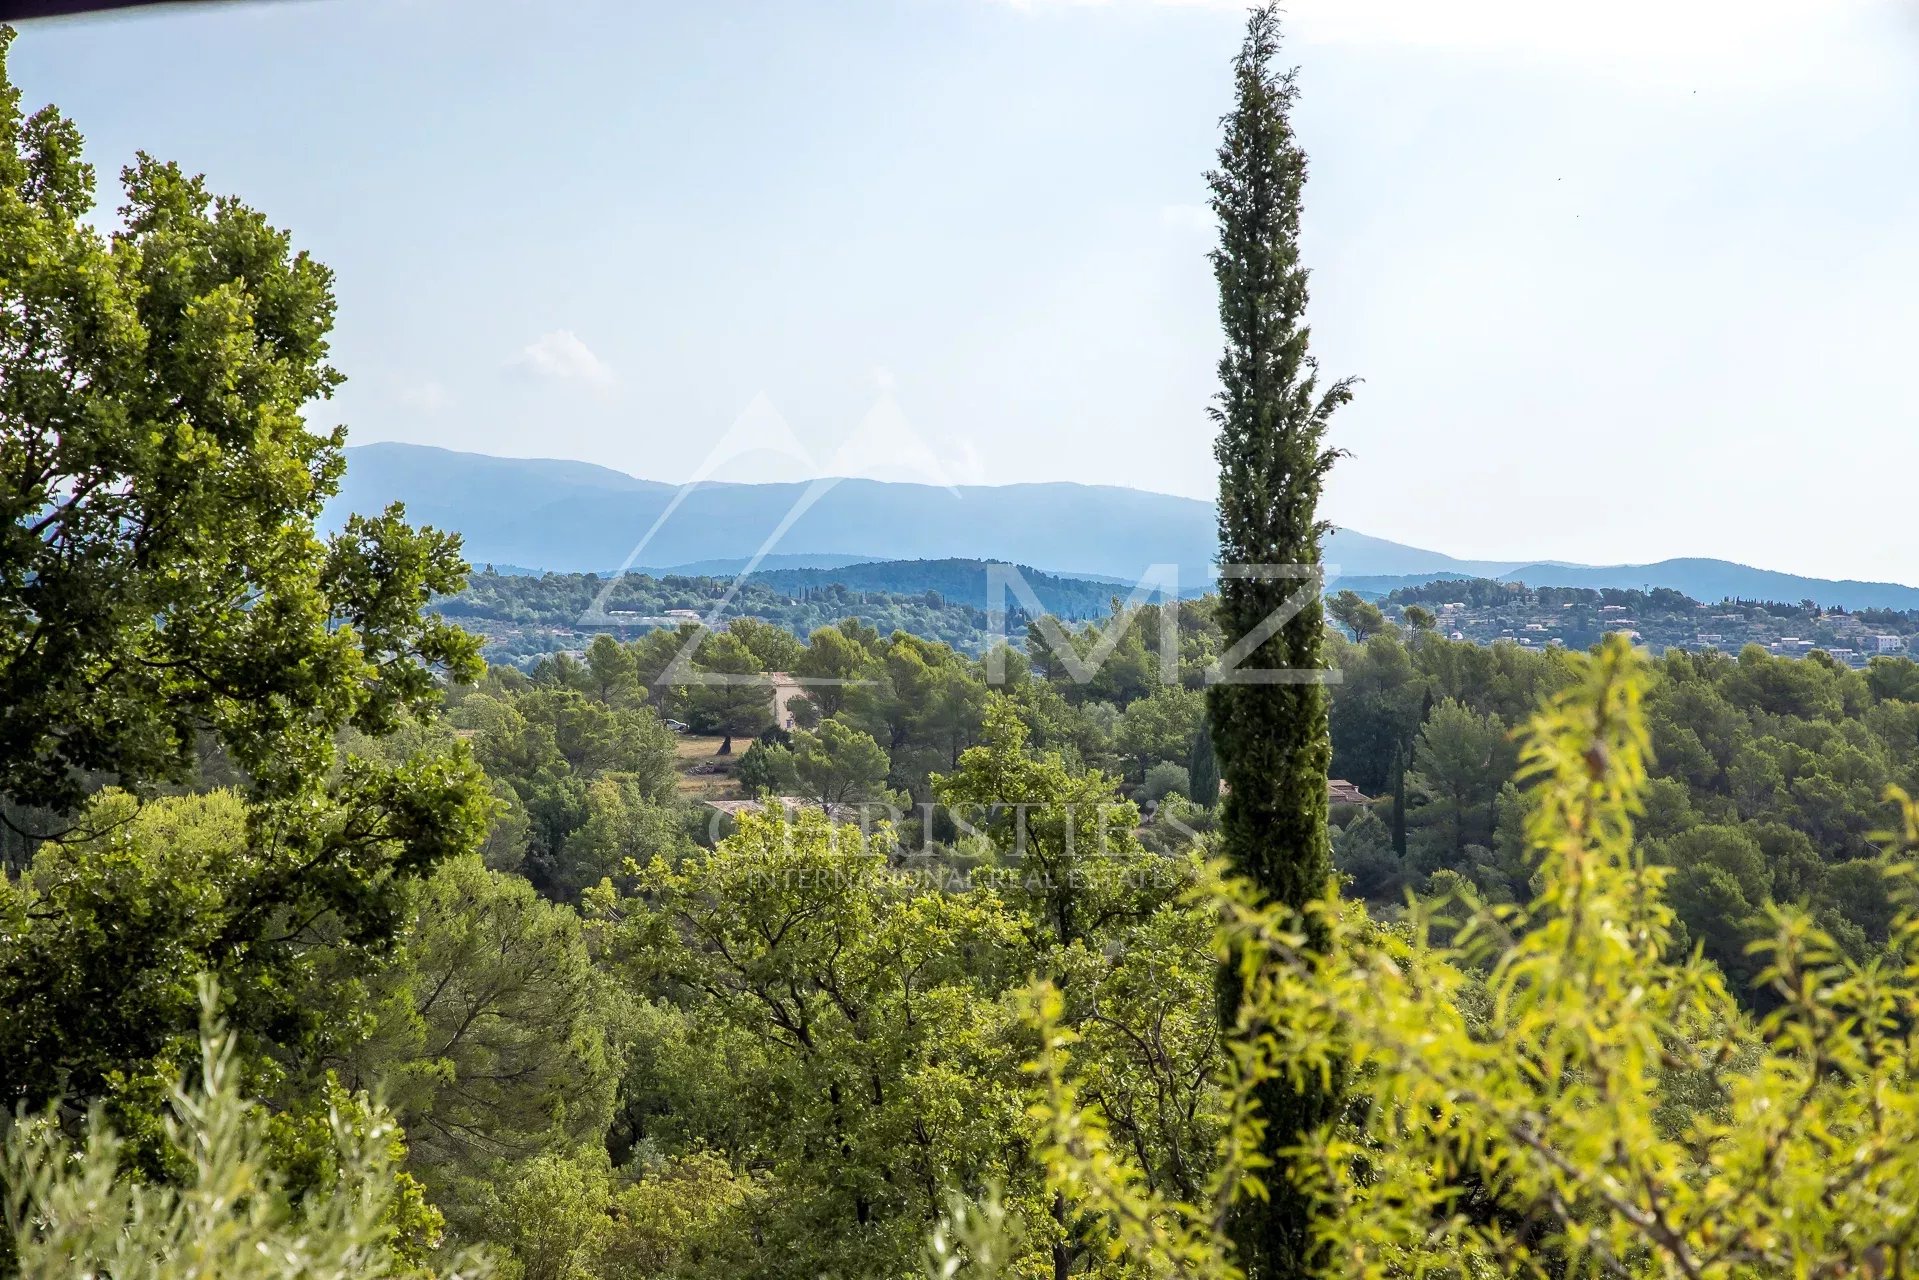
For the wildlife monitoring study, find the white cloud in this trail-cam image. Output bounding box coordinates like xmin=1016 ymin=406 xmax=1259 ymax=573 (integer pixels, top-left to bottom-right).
xmin=511 ymin=330 xmax=616 ymax=392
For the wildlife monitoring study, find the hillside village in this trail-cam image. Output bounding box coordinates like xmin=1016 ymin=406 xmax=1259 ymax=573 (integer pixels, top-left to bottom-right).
xmin=1382 ymin=579 xmax=1916 ymax=666
xmin=438 ymin=566 xmax=1919 ymax=674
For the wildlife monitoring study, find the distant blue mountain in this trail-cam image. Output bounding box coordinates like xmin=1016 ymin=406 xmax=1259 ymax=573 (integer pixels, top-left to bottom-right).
xmin=656 ymin=553 xmax=878 ymax=576
xmin=328 ymin=443 xmax=1919 ymax=612
xmin=330 ymin=443 xmax=1508 ymax=585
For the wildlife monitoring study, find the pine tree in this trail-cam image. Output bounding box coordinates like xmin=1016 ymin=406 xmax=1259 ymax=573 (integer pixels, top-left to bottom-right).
xmin=1204 ymin=6 xmax=1353 ymax=1276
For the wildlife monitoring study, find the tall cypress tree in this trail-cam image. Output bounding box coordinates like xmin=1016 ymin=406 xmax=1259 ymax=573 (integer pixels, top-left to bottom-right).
xmin=1205 ymin=7 xmax=1353 ymax=1276
xmin=1189 ymin=717 xmax=1221 ymax=810
xmin=1391 ymin=749 xmax=1409 ymax=859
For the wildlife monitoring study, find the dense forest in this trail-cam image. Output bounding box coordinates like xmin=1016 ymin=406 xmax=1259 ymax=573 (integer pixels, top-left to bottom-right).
xmin=736 ymin=559 xmax=1134 ymax=618
xmin=7 ymin=10 xmax=1919 ymax=1280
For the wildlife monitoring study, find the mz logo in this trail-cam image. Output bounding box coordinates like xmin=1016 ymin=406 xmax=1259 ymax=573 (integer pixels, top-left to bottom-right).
xmin=983 ymin=563 xmax=1341 ymax=688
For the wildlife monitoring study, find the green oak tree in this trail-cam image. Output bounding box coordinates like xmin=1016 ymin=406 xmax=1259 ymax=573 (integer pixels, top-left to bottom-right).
xmin=0 ymin=30 xmax=477 ymax=829
xmin=1117 ymin=685 xmax=1207 ymax=785
xmin=602 ymin=809 xmax=1031 ymax=1279
xmin=0 ymin=35 xmax=489 ymax=1172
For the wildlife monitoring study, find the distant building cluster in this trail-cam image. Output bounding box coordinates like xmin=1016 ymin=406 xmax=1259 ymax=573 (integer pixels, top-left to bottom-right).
xmin=1394 ymin=586 xmax=1914 ymax=668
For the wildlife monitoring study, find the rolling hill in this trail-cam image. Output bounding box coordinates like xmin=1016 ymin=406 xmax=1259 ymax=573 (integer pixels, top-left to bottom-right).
xmin=327 ymin=443 xmax=1919 ymax=612
xmin=329 ymin=443 xmax=1518 ymax=586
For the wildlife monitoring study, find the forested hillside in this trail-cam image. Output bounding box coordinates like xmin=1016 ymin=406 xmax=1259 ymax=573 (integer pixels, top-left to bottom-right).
xmin=442 ymin=568 xmax=1006 ymax=662
xmin=433 ymin=561 xmax=1136 ymax=664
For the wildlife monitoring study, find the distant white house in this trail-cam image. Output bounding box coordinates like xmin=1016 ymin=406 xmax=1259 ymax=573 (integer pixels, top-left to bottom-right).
xmin=1216 ymin=779 xmax=1373 ymax=807
xmin=704 ymin=796 xmax=860 ymax=823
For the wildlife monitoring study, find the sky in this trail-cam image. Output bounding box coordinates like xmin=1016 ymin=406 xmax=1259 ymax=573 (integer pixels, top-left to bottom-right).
xmin=9 ymin=0 xmax=1919 ymax=581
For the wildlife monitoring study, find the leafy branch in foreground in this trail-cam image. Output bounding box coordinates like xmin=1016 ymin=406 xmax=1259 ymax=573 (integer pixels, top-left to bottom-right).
xmin=2 ymin=982 xmax=491 ymax=1280
xmin=1021 ymin=633 xmax=1919 ymax=1277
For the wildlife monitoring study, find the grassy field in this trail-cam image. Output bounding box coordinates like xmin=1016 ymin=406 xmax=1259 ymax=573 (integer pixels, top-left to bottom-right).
xmin=672 ymin=733 xmax=739 ymax=801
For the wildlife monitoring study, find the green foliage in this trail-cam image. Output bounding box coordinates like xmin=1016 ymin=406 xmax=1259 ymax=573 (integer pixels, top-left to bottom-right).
xmin=921 ymin=1185 xmax=1024 ymax=1280
xmin=583 ymin=635 xmax=640 ymax=706
xmin=740 ymin=558 xmax=1115 ymax=619
xmin=587 ymin=677 xmax=1221 ymax=1278
xmin=734 ymin=738 xmax=795 ymax=796
xmin=838 ymin=630 xmax=991 ymax=793
xmin=1325 ymin=591 xmax=1385 ymax=642
xmin=562 ymin=773 xmax=689 ymax=899
xmin=332 ymin=855 xmax=624 ymax=1235
xmin=1 ymin=775 xmax=490 ymax=1168
xmin=1323 ymin=627 xmax=1919 ymax=992
xmin=1189 ymin=718 xmax=1221 ymax=810
xmin=1048 ymin=888 xmax=1222 ymax=1210
xmin=440 ymin=570 xmax=1015 ymax=667
xmin=475 ymin=1144 xmax=766 ymax=1280
xmin=1326 ymin=633 xmax=1426 ymax=795
xmin=935 ymin=697 xmax=1156 ymax=951
xmin=1648 ymin=824 xmax=1771 ymax=983
xmin=0 ymin=32 xmax=477 ymax=824
xmin=1023 ymin=633 xmax=1919 ymax=1278
xmin=1118 ymin=686 xmax=1207 ymax=784
xmin=599 ymin=808 xmax=1035 ymax=1278
xmin=601 ymin=1150 xmax=764 ymax=1280
xmin=723 ymin=616 xmax=805 ymax=673
xmin=0 ymin=42 xmax=489 ymax=1183
xmin=2 ymin=987 xmax=489 ymax=1280
xmin=669 ymin=631 xmax=772 ymax=738
xmin=1205 ymin=6 xmax=1352 ymax=1270
xmin=1404 ymin=697 xmax=1515 ymax=865
xmin=460 ymin=686 xmax=683 ymax=901
xmin=792 ymin=623 xmax=873 ymax=716
xmin=1330 ymin=807 xmax=1401 ymax=901
xmin=787 ymin=718 xmax=893 ymax=810
xmin=469 ymin=1148 xmax=609 ymax=1280
xmin=28 ymin=16 xmax=1919 ymax=1280
xmin=1143 ymin=761 xmax=1193 ymax=804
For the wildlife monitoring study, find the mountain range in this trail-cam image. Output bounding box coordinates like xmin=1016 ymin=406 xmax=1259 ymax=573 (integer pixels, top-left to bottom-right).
xmin=326 ymin=443 xmax=1919 ymax=612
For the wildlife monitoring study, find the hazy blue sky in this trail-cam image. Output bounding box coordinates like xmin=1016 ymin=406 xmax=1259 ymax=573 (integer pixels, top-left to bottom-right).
xmin=10 ymin=0 xmax=1918 ymax=580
